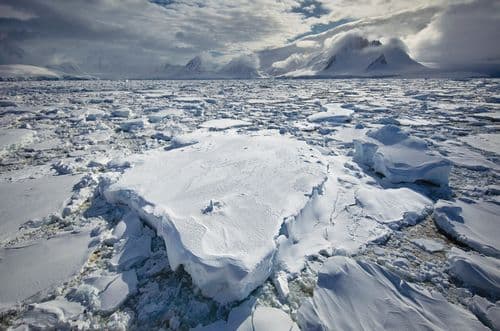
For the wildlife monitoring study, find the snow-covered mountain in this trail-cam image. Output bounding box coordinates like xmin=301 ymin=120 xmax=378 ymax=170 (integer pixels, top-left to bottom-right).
xmin=0 ymin=64 xmax=61 ymax=81
xmin=261 ymin=34 xmax=426 ymax=78
xmin=0 ymin=64 xmax=95 ymax=81
xmin=157 ymin=54 xmax=262 ymax=79
xmin=47 ymin=62 xmax=95 ymax=80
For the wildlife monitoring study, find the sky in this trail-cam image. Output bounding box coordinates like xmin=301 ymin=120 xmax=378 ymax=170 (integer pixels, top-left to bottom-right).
xmin=0 ymin=0 xmax=498 ymax=76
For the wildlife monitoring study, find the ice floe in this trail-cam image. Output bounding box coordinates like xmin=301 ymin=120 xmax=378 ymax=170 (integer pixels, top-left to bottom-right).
xmin=448 ymin=248 xmax=500 ymax=297
xmin=199 ymin=119 xmax=251 ymax=130
xmin=354 ymin=124 xmax=452 ymax=186
xmin=434 ymin=199 xmax=500 ymax=257
xmin=105 ymin=132 xmax=327 ymax=303
xmin=297 ymin=256 xmax=487 ymax=330
xmin=0 ymin=174 xmax=82 ymax=241
xmin=0 ymin=230 xmax=93 ymax=310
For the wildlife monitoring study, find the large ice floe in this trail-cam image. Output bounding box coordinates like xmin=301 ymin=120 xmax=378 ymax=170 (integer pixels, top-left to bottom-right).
xmin=434 ymin=199 xmax=500 ymax=257
xmin=297 ymin=256 xmax=488 ymax=331
xmin=354 ymin=124 xmax=452 ymax=186
xmin=0 ymin=230 xmax=93 ymax=310
xmin=448 ymin=248 xmax=500 ymax=298
xmin=105 ymin=132 xmax=328 ymax=303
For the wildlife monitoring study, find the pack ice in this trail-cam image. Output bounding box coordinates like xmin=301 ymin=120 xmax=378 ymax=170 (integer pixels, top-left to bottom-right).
xmin=298 ymin=256 xmax=488 ymax=331
xmin=434 ymin=199 xmax=500 ymax=257
xmin=105 ymin=132 xmax=328 ymax=303
xmin=354 ymin=125 xmax=451 ymax=186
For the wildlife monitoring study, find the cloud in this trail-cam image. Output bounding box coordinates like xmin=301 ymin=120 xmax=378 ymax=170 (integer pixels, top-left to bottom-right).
xmin=0 ymin=0 xmax=497 ymax=76
xmin=406 ymin=0 xmax=500 ymax=71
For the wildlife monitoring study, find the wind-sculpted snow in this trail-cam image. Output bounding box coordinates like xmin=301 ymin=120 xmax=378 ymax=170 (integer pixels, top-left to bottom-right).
xmin=298 ymin=256 xmax=488 ymax=331
xmin=105 ymin=132 xmax=328 ymax=303
xmin=1 ymin=78 xmax=498 ymax=329
xmin=448 ymin=248 xmax=500 ymax=298
xmin=434 ymin=199 xmax=500 ymax=257
xmin=354 ymin=125 xmax=452 ymax=186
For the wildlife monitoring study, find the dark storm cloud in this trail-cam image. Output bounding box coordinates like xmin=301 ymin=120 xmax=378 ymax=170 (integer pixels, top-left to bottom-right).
xmin=0 ymin=0 xmax=497 ymax=75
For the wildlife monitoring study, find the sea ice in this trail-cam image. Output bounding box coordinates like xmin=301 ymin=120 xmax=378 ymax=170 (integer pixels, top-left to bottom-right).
xmin=355 ymin=187 xmax=433 ymax=229
xmin=469 ymin=295 xmax=500 ymax=330
xmin=105 ymin=132 xmax=327 ymax=303
xmin=193 ymin=299 xmax=298 ymax=331
xmin=459 ymin=133 xmax=500 ymax=155
xmin=434 ymin=199 xmax=500 ymax=257
xmin=85 ymin=270 xmax=138 ymax=313
xmin=410 ymin=238 xmax=445 ymax=253
xmin=448 ymin=248 xmax=500 ymax=297
xmin=297 ymin=256 xmax=487 ymax=330
xmin=0 ymin=128 xmax=35 ymax=156
xmin=354 ymin=125 xmax=451 ymax=186
xmin=308 ymin=104 xmax=354 ymax=123
xmin=0 ymin=174 xmax=82 ymax=241
xmin=199 ymin=119 xmax=251 ymax=130
xmin=0 ymin=230 xmax=93 ymax=310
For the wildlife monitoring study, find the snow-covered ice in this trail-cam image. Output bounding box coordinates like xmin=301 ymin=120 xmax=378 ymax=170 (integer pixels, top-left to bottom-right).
xmin=459 ymin=133 xmax=500 ymax=155
xmin=0 ymin=230 xmax=93 ymax=310
xmin=297 ymin=256 xmax=487 ymax=330
xmin=308 ymin=103 xmax=354 ymax=123
xmin=105 ymin=132 xmax=327 ymax=303
xmin=434 ymin=199 xmax=500 ymax=257
xmin=354 ymin=125 xmax=452 ymax=186
xmin=199 ymin=118 xmax=252 ymax=130
xmin=1 ymin=78 xmax=499 ymax=329
xmin=448 ymin=248 xmax=500 ymax=297
xmin=0 ymin=174 xmax=81 ymax=241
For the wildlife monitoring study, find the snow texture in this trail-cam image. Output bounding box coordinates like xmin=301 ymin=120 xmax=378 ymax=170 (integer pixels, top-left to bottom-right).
xmin=434 ymin=199 xmax=500 ymax=257
xmin=298 ymin=256 xmax=487 ymax=331
xmin=354 ymin=124 xmax=452 ymax=186
xmin=105 ymin=132 xmax=327 ymax=303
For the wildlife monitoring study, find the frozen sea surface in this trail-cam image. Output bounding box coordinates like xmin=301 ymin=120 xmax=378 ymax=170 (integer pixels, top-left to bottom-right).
xmin=0 ymin=78 xmax=498 ymax=330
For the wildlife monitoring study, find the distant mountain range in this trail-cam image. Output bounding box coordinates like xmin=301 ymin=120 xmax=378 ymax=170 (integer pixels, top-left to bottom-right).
xmin=0 ymin=32 xmax=491 ymax=80
xmin=0 ymin=63 xmax=95 ymax=81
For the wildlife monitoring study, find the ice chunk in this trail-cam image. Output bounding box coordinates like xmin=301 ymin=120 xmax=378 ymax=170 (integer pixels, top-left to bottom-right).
xmin=0 ymin=128 xmax=35 ymax=155
xmin=111 ymin=107 xmax=133 ymax=118
xmin=297 ymin=256 xmax=487 ymax=330
xmin=355 ymin=187 xmax=433 ymax=229
xmin=308 ymin=104 xmax=354 ymax=123
xmin=448 ymin=248 xmax=500 ymax=297
xmin=434 ymin=199 xmax=500 ymax=257
xmin=410 ymin=238 xmax=445 ymax=253
xmin=354 ymin=125 xmax=451 ymax=186
xmin=459 ymin=133 xmax=500 ymax=155
xmin=469 ymin=295 xmax=500 ymax=330
xmin=276 ymin=156 xmax=391 ymax=274
xmin=28 ymin=297 xmax=84 ymax=324
xmin=119 ymin=119 xmax=145 ymax=132
xmin=0 ymin=230 xmax=93 ymax=310
xmin=85 ymin=270 xmax=138 ymax=313
xmin=98 ymin=270 xmax=138 ymax=313
xmin=199 ymin=119 xmax=251 ymax=130
xmin=0 ymin=174 xmax=81 ymax=241
xmin=105 ymin=133 xmax=327 ymax=303
xmin=194 ymin=300 xmax=298 ymax=331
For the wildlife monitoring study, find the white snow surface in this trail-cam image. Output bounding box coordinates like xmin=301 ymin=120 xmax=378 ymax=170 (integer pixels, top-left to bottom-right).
xmin=434 ymin=199 xmax=500 ymax=257
xmin=448 ymin=248 xmax=500 ymax=297
xmin=355 ymin=187 xmax=433 ymax=229
xmin=0 ymin=128 xmax=35 ymax=156
xmin=105 ymin=132 xmax=328 ymax=303
xmin=297 ymin=256 xmax=487 ymax=331
xmin=0 ymin=230 xmax=93 ymax=310
xmin=0 ymin=174 xmax=81 ymax=241
xmin=459 ymin=133 xmax=500 ymax=155
xmin=354 ymin=125 xmax=452 ymax=186
xmin=199 ymin=119 xmax=252 ymax=130
xmin=308 ymin=104 xmax=354 ymax=123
